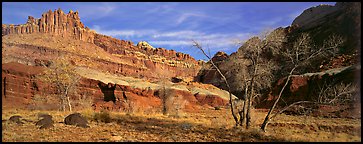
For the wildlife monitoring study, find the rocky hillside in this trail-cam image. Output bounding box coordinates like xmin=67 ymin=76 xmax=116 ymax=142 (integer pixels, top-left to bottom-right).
xmin=196 ymin=2 xmax=360 ymax=117
xmin=2 ymin=8 xmax=200 ymax=81
xmin=2 ymin=9 xmax=237 ymax=112
xmin=292 ymin=2 xmax=361 ymax=55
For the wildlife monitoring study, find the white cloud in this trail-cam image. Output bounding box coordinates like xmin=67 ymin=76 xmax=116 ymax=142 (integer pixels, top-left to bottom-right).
xmin=77 ymin=3 xmax=118 ymax=20
xmin=149 ymin=40 xmax=191 ymax=46
xmin=99 ymin=3 xmax=116 ymax=14
xmin=92 ymin=25 xmax=157 ymax=38
xmin=145 ymin=3 xmax=177 ymax=14
xmin=260 ymin=17 xmax=283 ymax=26
xmin=152 ymin=30 xmax=201 ymax=39
xmin=91 ymin=26 xmax=252 ymax=51
xmin=176 ymin=12 xmax=206 ymax=25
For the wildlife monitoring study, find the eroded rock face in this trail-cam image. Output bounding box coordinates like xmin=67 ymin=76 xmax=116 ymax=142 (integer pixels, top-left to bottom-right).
xmin=291 ymin=2 xmax=361 ymax=54
xmin=211 ymin=51 xmax=229 ymax=64
xmin=137 ymin=41 xmax=155 ymax=49
xmin=292 ymin=2 xmax=360 ymax=32
xmin=256 ymin=64 xmax=361 ymax=118
xmin=292 ymin=4 xmax=339 ymax=29
xmin=1 ymin=8 xmax=228 ymax=113
xmin=93 ymin=33 xmax=199 ymax=68
xmin=1 ymin=61 xmax=228 ymax=112
xmin=2 ymin=8 xmax=201 ymax=81
xmin=2 ymin=9 xmax=95 ymax=43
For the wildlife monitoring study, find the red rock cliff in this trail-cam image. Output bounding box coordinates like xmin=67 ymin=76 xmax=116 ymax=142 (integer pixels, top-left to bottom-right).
xmin=2 ymin=8 xmax=95 ymax=43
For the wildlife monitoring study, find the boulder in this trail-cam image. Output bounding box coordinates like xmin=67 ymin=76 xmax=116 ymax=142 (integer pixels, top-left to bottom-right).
xmin=8 ymin=115 xmax=24 ymax=125
xmin=64 ymin=113 xmax=89 ymax=128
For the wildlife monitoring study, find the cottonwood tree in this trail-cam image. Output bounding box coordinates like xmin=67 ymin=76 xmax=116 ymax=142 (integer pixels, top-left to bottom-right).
xmin=38 ymin=56 xmax=80 ymax=112
xmin=234 ymin=28 xmax=286 ymax=129
xmin=192 ymin=40 xmax=239 ymax=125
xmin=261 ymin=33 xmax=344 ymax=132
xmin=193 ymin=28 xmax=286 ymax=128
xmin=155 ymin=65 xmax=184 ymax=116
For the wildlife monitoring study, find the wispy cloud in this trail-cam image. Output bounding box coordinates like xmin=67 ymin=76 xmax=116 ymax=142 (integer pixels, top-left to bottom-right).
xmin=148 ymin=40 xmax=191 ymax=46
xmin=92 ymin=25 xmax=157 ymax=38
xmin=76 ymin=2 xmax=118 ymax=21
xmin=152 ymin=30 xmax=201 ymax=39
xmin=92 ymin=25 xmax=251 ymax=52
xmin=260 ymin=17 xmax=283 ymax=26
xmin=176 ymin=12 xmax=206 ymax=25
xmin=144 ymin=3 xmax=177 ymax=14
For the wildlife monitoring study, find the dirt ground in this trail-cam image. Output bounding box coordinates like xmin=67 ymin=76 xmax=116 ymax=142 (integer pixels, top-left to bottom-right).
xmin=2 ymin=108 xmax=361 ymax=142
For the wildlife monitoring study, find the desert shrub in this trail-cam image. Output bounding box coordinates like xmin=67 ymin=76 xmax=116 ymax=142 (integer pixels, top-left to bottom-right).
xmin=164 ymin=89 xmax=187 ymax=118
xmin=93 ymin=110 xmax=112 ymax=123
xmin=73 ymin=93 xmax=94 ymax=111
xmin=124 ymin=100 xmax=142 ymax=114
xmin=28 ymin=94 xmax=61 ymax=111
xmin=81 ymin=108 xmax=95 ymax=120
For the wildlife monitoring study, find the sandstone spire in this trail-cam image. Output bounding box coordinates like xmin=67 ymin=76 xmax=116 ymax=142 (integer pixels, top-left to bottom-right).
xmin=2 ymin=8 xmax=95 ymax=43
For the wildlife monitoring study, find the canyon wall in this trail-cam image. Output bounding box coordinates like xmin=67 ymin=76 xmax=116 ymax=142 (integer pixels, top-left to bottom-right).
xmin=2 ymin=9 xmax=95 ymax=43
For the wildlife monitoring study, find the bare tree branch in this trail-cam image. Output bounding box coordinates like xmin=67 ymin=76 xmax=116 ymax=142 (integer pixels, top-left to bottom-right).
xmin=192 ymin=40 xmax=239 ymax=125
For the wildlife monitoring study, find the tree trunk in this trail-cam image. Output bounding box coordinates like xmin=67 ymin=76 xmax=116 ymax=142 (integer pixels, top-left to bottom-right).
xmin=67 ymin=96 xmax=72 ymax=112
xmin=238 ymin=104 xmax=244 ymax=126
xmin=162 ymin=86 xmax=167 ymax=115
xmin=61 ymin=97 xmax=66 ymax=112
xmin=247 ymin=59 xmax=258 ymax=129
xmin=261 ymin=67 xmax=296 ymax=132
xmin=65 ymin=88 xmax=72 ymax=112
xmin=246 ymin=82 xmax=254 ymax=129
xmin=193 ymin=41 xmax=238 ymax=125
xmin=239 ymin=83 xmax=249 ymax=126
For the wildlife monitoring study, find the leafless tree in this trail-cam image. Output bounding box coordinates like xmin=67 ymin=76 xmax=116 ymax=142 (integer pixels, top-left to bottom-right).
xmin=231 ymin=29 xmax=286 ymax=128
xmin=37 ymin=56 xmax=80 ymax=112
xmin=193 ymin=28 xmax=285 ymax=128
xmin=317 ymin=82 xmax=358 ymax=106
xmin=192 ymin=40 xmax=239 ymax=125
xmin=261 ymin=33 xmax=344 ymax=132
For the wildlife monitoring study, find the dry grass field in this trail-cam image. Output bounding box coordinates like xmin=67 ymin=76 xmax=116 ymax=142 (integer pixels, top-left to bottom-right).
xmin=2 ymin=107 xmax=361 ymax=142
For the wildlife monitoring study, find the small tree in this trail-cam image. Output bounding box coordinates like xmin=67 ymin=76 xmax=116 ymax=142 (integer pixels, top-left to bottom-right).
xmin=37 ymin=56 xmax=80 ymax=112
xmin=235 ymin=28 xmax=285 ymax=129
xmin=261 ymin=33 xmax=344 ymax=131
xmin=193 ymin=40 xmax=239 ymax=125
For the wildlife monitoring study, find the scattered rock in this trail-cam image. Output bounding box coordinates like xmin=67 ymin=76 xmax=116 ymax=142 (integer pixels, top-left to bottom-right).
xmin=39 ymin=122 xmax=54 ymax=129
xmin=9 ymin=115 xmax=22 ymax=122
xmin=36 ymin=117 xmax=54 ymax=126
xmin=214 ymin=106 xmax=222 ymax=110
xmin=8 ymin=115 xmax=24 ymax=125
xmin=64 ymin=113 xmax=90 ymax=128
xmin=38 ymin=113 xmax=53 ymax=120
xmin=171 ymin=77 xmax=183 ymax=83
xmin=36 ymin=114 xmax=54 ymax=129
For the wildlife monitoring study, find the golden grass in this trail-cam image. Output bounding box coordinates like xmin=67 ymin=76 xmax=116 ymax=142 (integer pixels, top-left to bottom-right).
xmin=2 ymin=108 xmax=361 ymax=142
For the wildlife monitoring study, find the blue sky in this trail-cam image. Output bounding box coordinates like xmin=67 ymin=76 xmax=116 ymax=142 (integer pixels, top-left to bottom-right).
xmin=2 ymin=2 xmax=336 ymax=60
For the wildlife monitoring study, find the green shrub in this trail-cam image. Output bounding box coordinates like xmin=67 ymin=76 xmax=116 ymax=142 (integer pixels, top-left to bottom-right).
xmin=93 ymin=110 xmax=112 ymax=123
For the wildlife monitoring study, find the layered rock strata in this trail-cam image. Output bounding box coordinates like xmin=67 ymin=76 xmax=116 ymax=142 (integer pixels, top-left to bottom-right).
xmin=2 ymin=9 xmax=95 ymax=43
